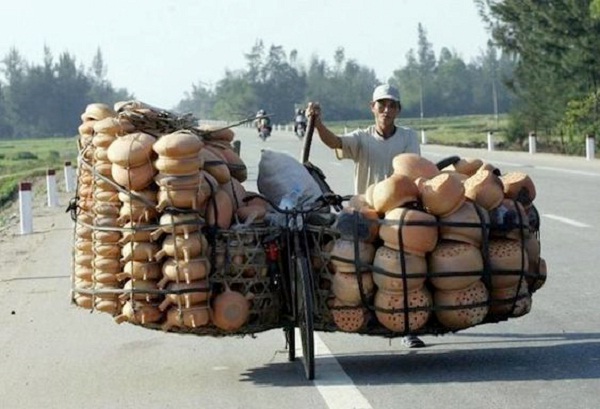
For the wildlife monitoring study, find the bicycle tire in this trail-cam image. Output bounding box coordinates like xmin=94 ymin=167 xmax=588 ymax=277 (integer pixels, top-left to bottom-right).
xmin=296 ymin=255 xmax=315 ymax=380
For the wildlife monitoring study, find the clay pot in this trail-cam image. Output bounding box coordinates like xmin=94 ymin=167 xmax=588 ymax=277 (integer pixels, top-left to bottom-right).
xmin=203 ymin=188 xmax=234 ymax=229
xmin=221 ymin=178 xmax=248 ymax=212
xmin=372 ymin=245 xmax=427 ymax=292
xmin=445 ymin=157 xmax=483 ymax=176
xmin=371 ymin=173 xmax=419 ymax=213
xmin=439 ymin=201 xmax=489 ymax=247
xmin=81 ymin=103 xmax=116 ymax=122
xmin=392 ymin=153 xmax=440 ymax=181
xmin=119 ymin=222 xmax=155 ymax=244
xmin=92 ymin=133 xmax=116 ymax=149
xmin=121 ymin=241 xmax=160 ymax=263
xmin=374 ymin=286 xmax=432 ymax=333
xmin=154 ymin=156 xmax=203 ymax=175
xmin=211 ymin=286 xmax=254 ymax=331
xmin=107 ymin=132 xmax=156 ymax=167
xmin=158 ymin=280 xmax=210 ymax=311
xmin=428 ymin=241 xmax=483 ymax=291
xmin=336 ymin=202 xmax=380 ymax=243
xmin=115 ymin=301 xmax=162 ymax=325
xmin=489 ymin=279 xmax=531 ymax=317
xmin=200 ymin=149 xmax=231 ymax=184
xmin=92 ymin=116 xmax=136 ymax=136
xmin=329 ymin=298 xmax=369 ymax=332
xmin=463 ymin=169 xmax=504 ymax=210
xmin=528 ymin=257 xmax=547 ymax=293
xmin=158 ymin=257 xmax=210 ymax=288
xmin=117 ymin=261 xmax=162 ymax=281
xmin=120 ymin=279 xmax=160 ymax=302
xmin=488 ymin=239 xmax=529 ymax=289
xmin=150 ymin=213 xmax=201 ymax=241
xmin=329 ymin=239 xmax=376 ymax=273
xmin=419 ymin=172 xmax=466 ymax=217
xmin=111 ymin=161 xmax=156 ymax=191
xmin=378 ymin=207 xmax=438 ymax=257
xmin=154 ymin=233 xmax=206 ymax=262
xmin=331 ymin=271 xmax=374 ymax=305
xmin=500 ymin=171 xmax=536 ymax=207
xmin=162 ymin=305 xmax=210 ymax=330
xmin=434 ymin=280 xmax=489 ymax=330
xmin=152 ymin=130 xmax=204 ymax=157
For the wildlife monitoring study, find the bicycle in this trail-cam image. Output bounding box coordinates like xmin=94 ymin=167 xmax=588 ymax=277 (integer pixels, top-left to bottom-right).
xmin=244 ymin=192 xmax=344 ymax=380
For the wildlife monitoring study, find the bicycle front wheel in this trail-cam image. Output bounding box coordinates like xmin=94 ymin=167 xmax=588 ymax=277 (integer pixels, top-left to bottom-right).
xmin=296 ymin=255 xmax=315 ymax=380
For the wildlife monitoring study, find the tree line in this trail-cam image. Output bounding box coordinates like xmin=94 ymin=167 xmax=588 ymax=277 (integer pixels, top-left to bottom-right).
xmin=0 ymin=25 xmax=517 ymax=140
xmin=476 ymin=0 xmax=600 ymax=149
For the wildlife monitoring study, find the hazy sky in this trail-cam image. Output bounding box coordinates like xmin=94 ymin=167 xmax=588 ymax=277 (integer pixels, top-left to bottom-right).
xmin=1 ymin=0 xmax=491 ymax=109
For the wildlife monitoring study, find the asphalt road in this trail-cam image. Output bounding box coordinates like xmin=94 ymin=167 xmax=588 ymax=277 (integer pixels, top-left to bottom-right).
xmin=1 ymin=126 xmax=598 ymax=409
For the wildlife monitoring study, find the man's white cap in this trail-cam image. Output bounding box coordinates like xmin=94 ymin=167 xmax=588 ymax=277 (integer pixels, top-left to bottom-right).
xmin=372 ymin=84 xmax=401 ymax=103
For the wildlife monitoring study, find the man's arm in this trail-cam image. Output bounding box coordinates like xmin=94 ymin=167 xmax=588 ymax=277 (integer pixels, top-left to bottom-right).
xmin=306 ymin=102 xmax=342 ymax=149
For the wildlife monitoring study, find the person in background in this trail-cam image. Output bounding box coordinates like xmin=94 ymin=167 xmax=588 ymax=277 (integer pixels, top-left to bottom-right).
xmin=255 ymin=109 xmax=272 ymax=134
xmin=306 ymin=83 xmax=426 ymax=348
xmin=294 ymin=108 xmax=307 ymax=135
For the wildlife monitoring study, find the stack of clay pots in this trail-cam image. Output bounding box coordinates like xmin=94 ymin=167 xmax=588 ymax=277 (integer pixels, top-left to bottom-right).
xmin=71 ymin=100 xmax=268 ymax=334
xmin=319 ymin=153 xmax=546 ymax=334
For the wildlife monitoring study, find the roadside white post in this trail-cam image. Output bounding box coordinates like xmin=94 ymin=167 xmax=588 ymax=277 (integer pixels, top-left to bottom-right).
xmin=344 ymin=126 xmax=348 ymax=134
xmin=528 ymin=132 xmax=537 ymax=154
xmin=46 ymin=169 xmax=59 ymax=207
xmin=586 ymin=134 xmax=595 ymax=160
xmin=487 ymin=131 xmax=495 ymax=152
xmin=19 ymin=182 xmax=33 ymax=235
xmin=421 ymin=129 xmax=427 ymax=144
xmin=64 ymin=161 xmax=75 ymax=193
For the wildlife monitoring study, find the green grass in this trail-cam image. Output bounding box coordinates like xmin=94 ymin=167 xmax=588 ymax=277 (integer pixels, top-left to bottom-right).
xmin=329 ymin=114 xmax=509 ymax=147
xmin=0 ymin=136 xmax=79 ymax=207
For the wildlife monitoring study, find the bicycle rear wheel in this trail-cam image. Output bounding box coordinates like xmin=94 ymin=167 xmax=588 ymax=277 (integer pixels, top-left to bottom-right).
xmin=296 ymin=255 xmax=315 ymax=380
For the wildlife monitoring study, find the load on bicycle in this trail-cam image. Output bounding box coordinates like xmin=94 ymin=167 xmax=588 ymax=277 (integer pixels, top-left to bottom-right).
xmin=70 ymin=98 xmax=547 ymax=381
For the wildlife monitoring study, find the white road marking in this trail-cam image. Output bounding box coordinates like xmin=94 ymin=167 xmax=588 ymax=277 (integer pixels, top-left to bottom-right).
xmin=329 ymin=162 xmax=343 ymax=167
xmin=536 ymin=166 xmax=600 ymax=177
xmin=297 ymin=332 xmax=373 ymax=409
xmin=543 ymin=214 xmax=591 ymax=228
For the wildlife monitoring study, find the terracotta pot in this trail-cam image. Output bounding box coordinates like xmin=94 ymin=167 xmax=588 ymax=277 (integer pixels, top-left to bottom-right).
xmin=488 ymin=239 xmax=529 ymax=289
xmin=203 ymin=188 xmax=234 ymax=229
xmin=92 ymin=133 xmax=116 ymax=149
xmin=120 ymin=241 xmax=160 ymax=263
xmin=152 ymin=130 xmax=204 ymax=157
xmin=92 ymin=116 xmax=135 ymax=136
xmin=158 ymin=257 xmax=210 ymax=288
xmin=378 ymin=207 xmax=438 ymax=257
xmin=439 ymin=201 xmax=489 ymax=247
xmin=161 ymin=305 xmax=210 ymax=330
xmin=374 ymin=286 xmax=432 ymax=333
xmin=158 ymin=280 xmax=210 ymax=311
xmin=331 ymin=271 xmax=374 ymax=305
xmin=372 ymin=245 xmax=427 ymax=292
xmin=211 ymin=285 xmax=253 ymax=331
xmin=428 ymin=241 xmax=483 ymax=291
xmin=371 ymin=173 xmax=419 ymax=213
xmin=93 ymin=202 xmax=121 ymax=217
xmin=154 ymin=233 xmax=206 ymax=262
xmin=392 ymin=153 xmax=440 ymax=181
xmin=489 ymin=279 xmax=531 ymax=317
xmin=419 ymin=172 xmax=466 ymax=217
xmin=120 ymin=279 xmax=160 ymax=302
xmin=336 ymin=200 xmax=380 ymax=243
xmin=115 ymin=301 xmax=162 ymax=325
xmin=434 ymin=280 xmax=489 ymax=330
xmin=500 ymin=171 xmax=536 ymax=207
xmin=329 ymin=239 xmax=376 ymax=273
xmin=154 ymin=156 xmax=203 ymax=175
xmin=107 ymin=132 xmax=156 ymax=167
xmin=200 ymin=149 xmax=231 ymax=184
xmin=81 ymin=103 xmax=115 ymax=122
xmin=119 ymin=222 xmax=155 ymax=244
xmin=445 ymin=157 xmax=483 ymax=176
xmin=329 ymin=298 xmax=369 ymax=332
xmin=111 ymin=161 xmax=157 ymax=191
xmin=221 ymin=178 xmax=248 ymax=212
xmin=528 ymin=257 xmax=547 ymax=293
xmin=150 ymin=213 xmax=201 ymax=241
xmin=117 ymin=261 xmax=162 ymax=281
xmin=463 ymin=169 xmax=504 ymax=210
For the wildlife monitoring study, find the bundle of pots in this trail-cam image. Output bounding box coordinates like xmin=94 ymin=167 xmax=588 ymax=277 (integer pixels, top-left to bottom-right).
xmin=320 ymin=153 xmax=546 ymax=334
xmin=71 ymin=101 xmax=276 ymax=335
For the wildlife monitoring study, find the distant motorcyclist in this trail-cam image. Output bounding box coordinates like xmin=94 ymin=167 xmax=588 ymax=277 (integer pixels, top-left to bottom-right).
xmin=294 ymin=108 xmax=307 ymax=138
xmin=255 ymin=109 xmax=272 ymax=140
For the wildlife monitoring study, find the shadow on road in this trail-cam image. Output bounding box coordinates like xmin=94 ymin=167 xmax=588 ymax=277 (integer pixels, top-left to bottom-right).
xmin=239 ymin=332 xmax=600 ymax=385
